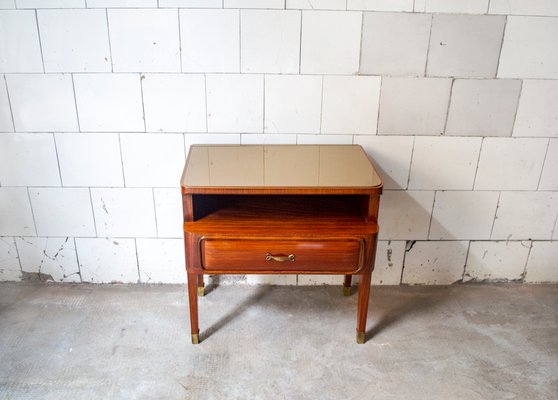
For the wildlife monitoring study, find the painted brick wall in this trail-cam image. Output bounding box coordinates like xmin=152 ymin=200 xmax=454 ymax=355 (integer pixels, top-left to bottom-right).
xmin=0 ymin=0 xmax=557 ymax=285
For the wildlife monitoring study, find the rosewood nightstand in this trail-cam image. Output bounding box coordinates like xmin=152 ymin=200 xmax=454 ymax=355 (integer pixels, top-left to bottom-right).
xmin=181 ymin=145 xmax=383 ymax=344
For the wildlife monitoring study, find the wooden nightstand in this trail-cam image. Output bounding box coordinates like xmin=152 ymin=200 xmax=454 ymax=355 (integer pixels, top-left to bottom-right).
xmin=181 ymin=145 xmax=383 ymax=344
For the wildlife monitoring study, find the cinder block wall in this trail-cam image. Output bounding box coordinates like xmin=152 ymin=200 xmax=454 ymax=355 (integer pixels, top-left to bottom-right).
xmin=0 ymin=0 xmax=557 ymax=285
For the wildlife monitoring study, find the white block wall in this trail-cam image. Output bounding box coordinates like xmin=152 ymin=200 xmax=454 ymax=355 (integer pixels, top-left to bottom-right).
xmin=0 ymin=0 xmax=557 ymax=285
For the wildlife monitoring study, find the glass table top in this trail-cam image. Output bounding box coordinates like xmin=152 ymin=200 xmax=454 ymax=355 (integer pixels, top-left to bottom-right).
xmin=182 ymin=145 xmax=382 ymax=189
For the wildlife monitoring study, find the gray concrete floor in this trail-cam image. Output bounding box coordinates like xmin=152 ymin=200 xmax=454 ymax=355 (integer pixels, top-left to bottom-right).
xmin=0 ymin=283 xmax=556 ymax=400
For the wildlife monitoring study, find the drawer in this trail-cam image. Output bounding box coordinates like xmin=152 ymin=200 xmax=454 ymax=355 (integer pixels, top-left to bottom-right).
xmin=201 ymin=239 xmax=362 ymax=272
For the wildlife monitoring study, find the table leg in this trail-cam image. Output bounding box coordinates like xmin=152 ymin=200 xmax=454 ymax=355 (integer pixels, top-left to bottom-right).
xmin=187 ymin=272 xmax=200 ymax=344
xmin=197 ymin=273 xmax=205 ymax=297
xmin=343 ymin=274 xmax=352 ymax=296
xmin=356 ymin=271 xmax=372 ymax=344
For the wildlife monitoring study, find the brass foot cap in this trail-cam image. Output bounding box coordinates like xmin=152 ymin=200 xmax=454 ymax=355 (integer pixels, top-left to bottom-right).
xmin=191 ymin=333 xmax=199 ymax=344
xmin=356 ymin=332 xmax=365 ymax=344
xmin=343 ymin=286 xmax=351 ymax=296
xmin=197 ymin=286 xmax=204 ymax=297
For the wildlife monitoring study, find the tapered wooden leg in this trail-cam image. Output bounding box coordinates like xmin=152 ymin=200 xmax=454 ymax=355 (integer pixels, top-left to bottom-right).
xmin=356 ymin=271 xmax=372 ymax=344
xmin=187 ymin=273 xmax=200 ymax=344
xmin=343 ymin=274 xmax=352 ymax=296
xmin=197 ymin=274 xmax=205 ymax=297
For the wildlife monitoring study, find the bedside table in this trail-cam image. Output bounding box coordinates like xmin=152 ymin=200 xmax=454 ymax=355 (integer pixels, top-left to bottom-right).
xmin=181 ymin=145 xmax=383 ymax=344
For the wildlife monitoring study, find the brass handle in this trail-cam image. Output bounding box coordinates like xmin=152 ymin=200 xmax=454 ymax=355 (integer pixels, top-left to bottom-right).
xmin=266 ymin=253 xmax=295 ymax=262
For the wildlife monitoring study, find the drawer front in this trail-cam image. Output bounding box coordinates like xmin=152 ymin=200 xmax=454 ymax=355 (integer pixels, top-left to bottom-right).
xmin=201 ymin=239 xmax=362 ymax=272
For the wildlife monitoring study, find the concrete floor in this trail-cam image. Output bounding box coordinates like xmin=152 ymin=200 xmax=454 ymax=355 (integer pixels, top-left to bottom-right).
xmin=0 ymin=283 xmax=556 ymax=400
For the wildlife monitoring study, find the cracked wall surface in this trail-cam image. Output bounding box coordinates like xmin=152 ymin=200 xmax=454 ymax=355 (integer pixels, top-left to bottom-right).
xmin=0 ymin=0 xmax=557 ymax=284
xmin=16 ymin=237 xmax=80 ymax=282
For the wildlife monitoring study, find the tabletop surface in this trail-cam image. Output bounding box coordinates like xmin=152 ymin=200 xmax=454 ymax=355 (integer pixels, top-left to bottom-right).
xmin=181 ymin=145 xmax=382 ymax=189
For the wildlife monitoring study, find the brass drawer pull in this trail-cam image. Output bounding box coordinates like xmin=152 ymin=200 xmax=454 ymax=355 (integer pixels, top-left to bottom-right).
xmin=266 ymin=253 xmax=295 ymax=262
